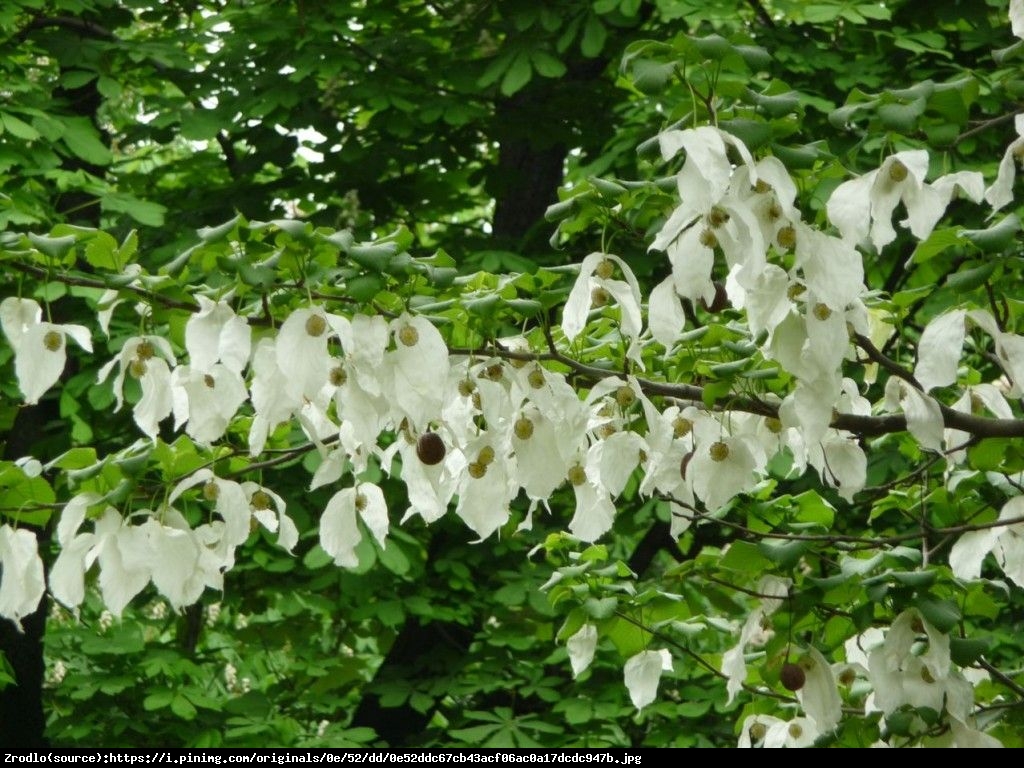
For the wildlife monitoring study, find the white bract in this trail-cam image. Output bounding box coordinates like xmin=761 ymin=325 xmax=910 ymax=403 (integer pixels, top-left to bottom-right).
xmin=1 ymin=297 xmax=92 ymax=404
xmin=986 ymin=114 xmax=1024 ymax=210
xmin=623 ymin=648 xmax=672 ymax=711
xmin=562 ymin=252 xmax=644 ymax=350
xmin=950 ymin=495 xmax=1024 ymax=586
xmin=98 ymin=335 xmax=176 ymax=440
xmin=827 ymin=151 xmax=947 ymax=251
xmin=0 ymin=524 xmax=46 ymax=627
xmin=320 ymin=484 xmax=389 ymax=568
xmin=566 ymin=623 xmax=598 ymax=679
xmin=722 ymin=576 xmax=791 ymax=703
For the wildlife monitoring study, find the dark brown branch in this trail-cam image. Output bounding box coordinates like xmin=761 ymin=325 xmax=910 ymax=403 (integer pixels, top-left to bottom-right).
xmin=17 ymin=14 xmax=117 ymax=42
xmin=853 ymin=332 xmax=921 ymax=388
xmin=10 ymin=260 xmax=1024 ymax=440
xmin=955 ymin=109 xmax=1024 ymax=146
xmin=669 ymin=500 xmax=1024 ymax=547
xmin=7 ymin=260 xmax=199 ymax=313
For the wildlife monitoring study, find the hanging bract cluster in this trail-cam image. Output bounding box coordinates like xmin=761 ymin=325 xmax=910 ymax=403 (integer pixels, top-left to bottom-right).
xmin=6 ymin=0 xmax=1024 ymax=749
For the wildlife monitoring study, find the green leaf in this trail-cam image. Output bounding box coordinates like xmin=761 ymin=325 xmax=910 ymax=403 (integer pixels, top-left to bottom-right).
xmin=1 ymin=113 xmax=39 ymax=140
xmin=28 ymin=232 xmax=77 ymax=260
xmin=60 ymin=117 xmax=112 ymax=165
xmin=583 ymin=596 xmax=618 ymax=619
xmin=877 ymin=97 xmax=927 ymax=131
xmin=143 ymin=689 xmax=174 ymax=711
xmin=757 ymin=539 xmax=810 ymax=569
xmin=171 ymin=694 xmax=198 ymax=721
xmin=581 ymin=15 xmax=606 ymax=58
xmin=530 ymin=50 xmax=566 ymax=78
xmin=501 ymin=52 xmax=533 ymax=96
xmin=960 ymin=215 xmax=1020 ymax=253
xmin=911 ymin=227 xmax=965 ymax=264
xmin=101 ymin=193 xmax=167 ymax=226
xmin=914 ymin=597 xmax=961 ymax=633
xmin=84 ymin=231 xmax=120 ymax=270
xmin=478 ymin=52 xmax=513 ymax=88
xmin=180 ymin=109 xmax=224 ymax=141
xmin=720 ymin=540 xmax=771 ymax=573
xmin=949 ymin=637 xmax=990 ymax=666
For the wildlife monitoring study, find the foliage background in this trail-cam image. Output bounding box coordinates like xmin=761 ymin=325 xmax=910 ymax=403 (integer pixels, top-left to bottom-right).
xmin=1 ymin=0 xmax=1024 ymax=748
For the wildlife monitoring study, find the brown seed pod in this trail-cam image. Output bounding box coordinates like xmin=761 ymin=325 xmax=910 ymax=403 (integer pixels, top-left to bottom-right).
xmin=416 ymin=431 xmax=446 ymax=465
xmin=780 ymin=662 xmax=806 ymax=691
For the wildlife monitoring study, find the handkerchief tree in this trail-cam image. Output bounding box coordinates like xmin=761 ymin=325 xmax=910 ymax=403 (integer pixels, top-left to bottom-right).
xmin=3 ymin=0 xmax=1024 ymax=749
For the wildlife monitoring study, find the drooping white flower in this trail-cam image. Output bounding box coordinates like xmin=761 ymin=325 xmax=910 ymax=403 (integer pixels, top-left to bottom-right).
xmin=647 ymin=277 xmax=688 ymax=349
xmin=945 ymin=383 xmax=1013 ymax=462
xmin=240 ymin=481 xmax=298 ymax=553
xmin=320 ymin=484 xmax=389 ymax=568
xmin=623 ymin=648 xmax=672 ymax=710
xmin=967 ymin=309 xmax=1024 ymax=398
xmin=185 ymin=296 xmax=251 ymax=374
xmin=738 ymin=715 xmax=784 ymax=748
xmin=386 ymin=314 xmax=451 ymax=431
xmin=986 ymin=114 xmax=1024 ymax=210
xmin=1 ymin=297 xmax=92 ymax=404
xmin=797 ymin=646 xmax=842 ymax=734
xmin=455 ymin=434 xmax=517 ymax=541
xmin=867 ymin=608 xmax=957 ymax=720
xmin=794 ymin=226 xmax=865 ymax=312
xmin=171 ymin=364 xmax=248 ymax=444
xmin=97 ymin=335 xmax=176 ymax=440
xmin=169 ymin=470 xmax=258 ymax=567
xmin=884 ymin=378 xmax=944 ymax=451
xmin=808 ymin=434 xmax=867 ymax=502
xmin=722 ymin=576 xmax=791 ymax=704
xmin=275 ymin=306 xmax=337 ymax=401
xmin=950 ymin=495 xmax=1024 ymax=586
xmin=510 ymin=406 xmax=572 ymax=503
xmin=762 ymin=716 xmax=820 ymax=748
xmin=52 ymin=505 xmax=153 ymax=616
xmin=689 ymin=434 xmax=759 ymax=512
xmin=568 ymin=469 xmax=616 ymax=543
xmin=729 ymin=263 xmax=795 ymax=339
xmin=562 ymin=252 xmax=644 ymax=348
xmin=654 ymin=126 xmax=757 ymax=249
xmin=566 ymin=623 xmax=598 ymax=679
xmin=391 ymin=434 xmax=464 ymax=528
xmin=914 ymin=309 xmax=968 ymax=392
xmin=142 ymin=510 xmax=225 ymax=610
xmin=947 ymin=716 xmax=1004 ymax=748
xmin=827 ymin=150 xmax=948 ymax=251
xmin=248 ymin=337 xmax=303 ymax=456
xmin=0 ymin=525 xmax=45 ymax=627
